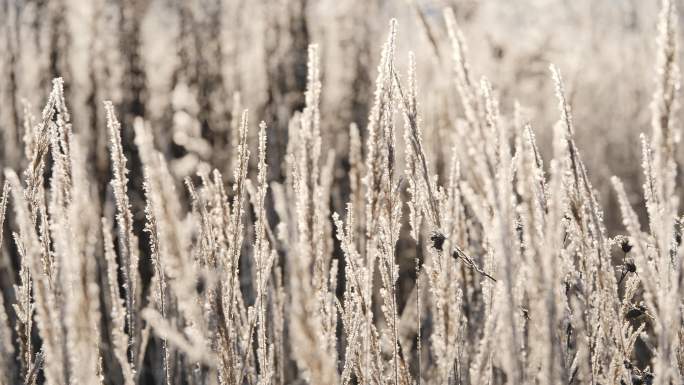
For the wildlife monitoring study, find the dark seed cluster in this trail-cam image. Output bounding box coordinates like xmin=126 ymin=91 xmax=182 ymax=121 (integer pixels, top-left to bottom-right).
xmin=430 ymin=231 xmax=446 ymax=252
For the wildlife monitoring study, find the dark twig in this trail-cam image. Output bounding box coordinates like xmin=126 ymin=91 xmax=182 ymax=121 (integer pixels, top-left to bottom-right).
xmin=451 ymin=245 xmax=497 ymax=282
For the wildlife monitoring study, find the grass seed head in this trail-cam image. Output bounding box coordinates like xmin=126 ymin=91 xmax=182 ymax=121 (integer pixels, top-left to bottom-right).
xmin=430 ymin=231 xmax=446 ymax=251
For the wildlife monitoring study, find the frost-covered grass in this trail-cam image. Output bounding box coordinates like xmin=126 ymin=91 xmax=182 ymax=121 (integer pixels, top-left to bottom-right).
xmin=0 ymin=1 xmax=682 ymax=384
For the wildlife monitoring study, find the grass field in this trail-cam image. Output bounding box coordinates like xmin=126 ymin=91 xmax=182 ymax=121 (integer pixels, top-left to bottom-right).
xmin=0 ymin=0 xmax=682 ymax=384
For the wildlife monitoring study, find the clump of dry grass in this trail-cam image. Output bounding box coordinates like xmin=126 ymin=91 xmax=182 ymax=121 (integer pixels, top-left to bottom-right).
xmin=0 ymin=1 xmax=682 ymax=385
